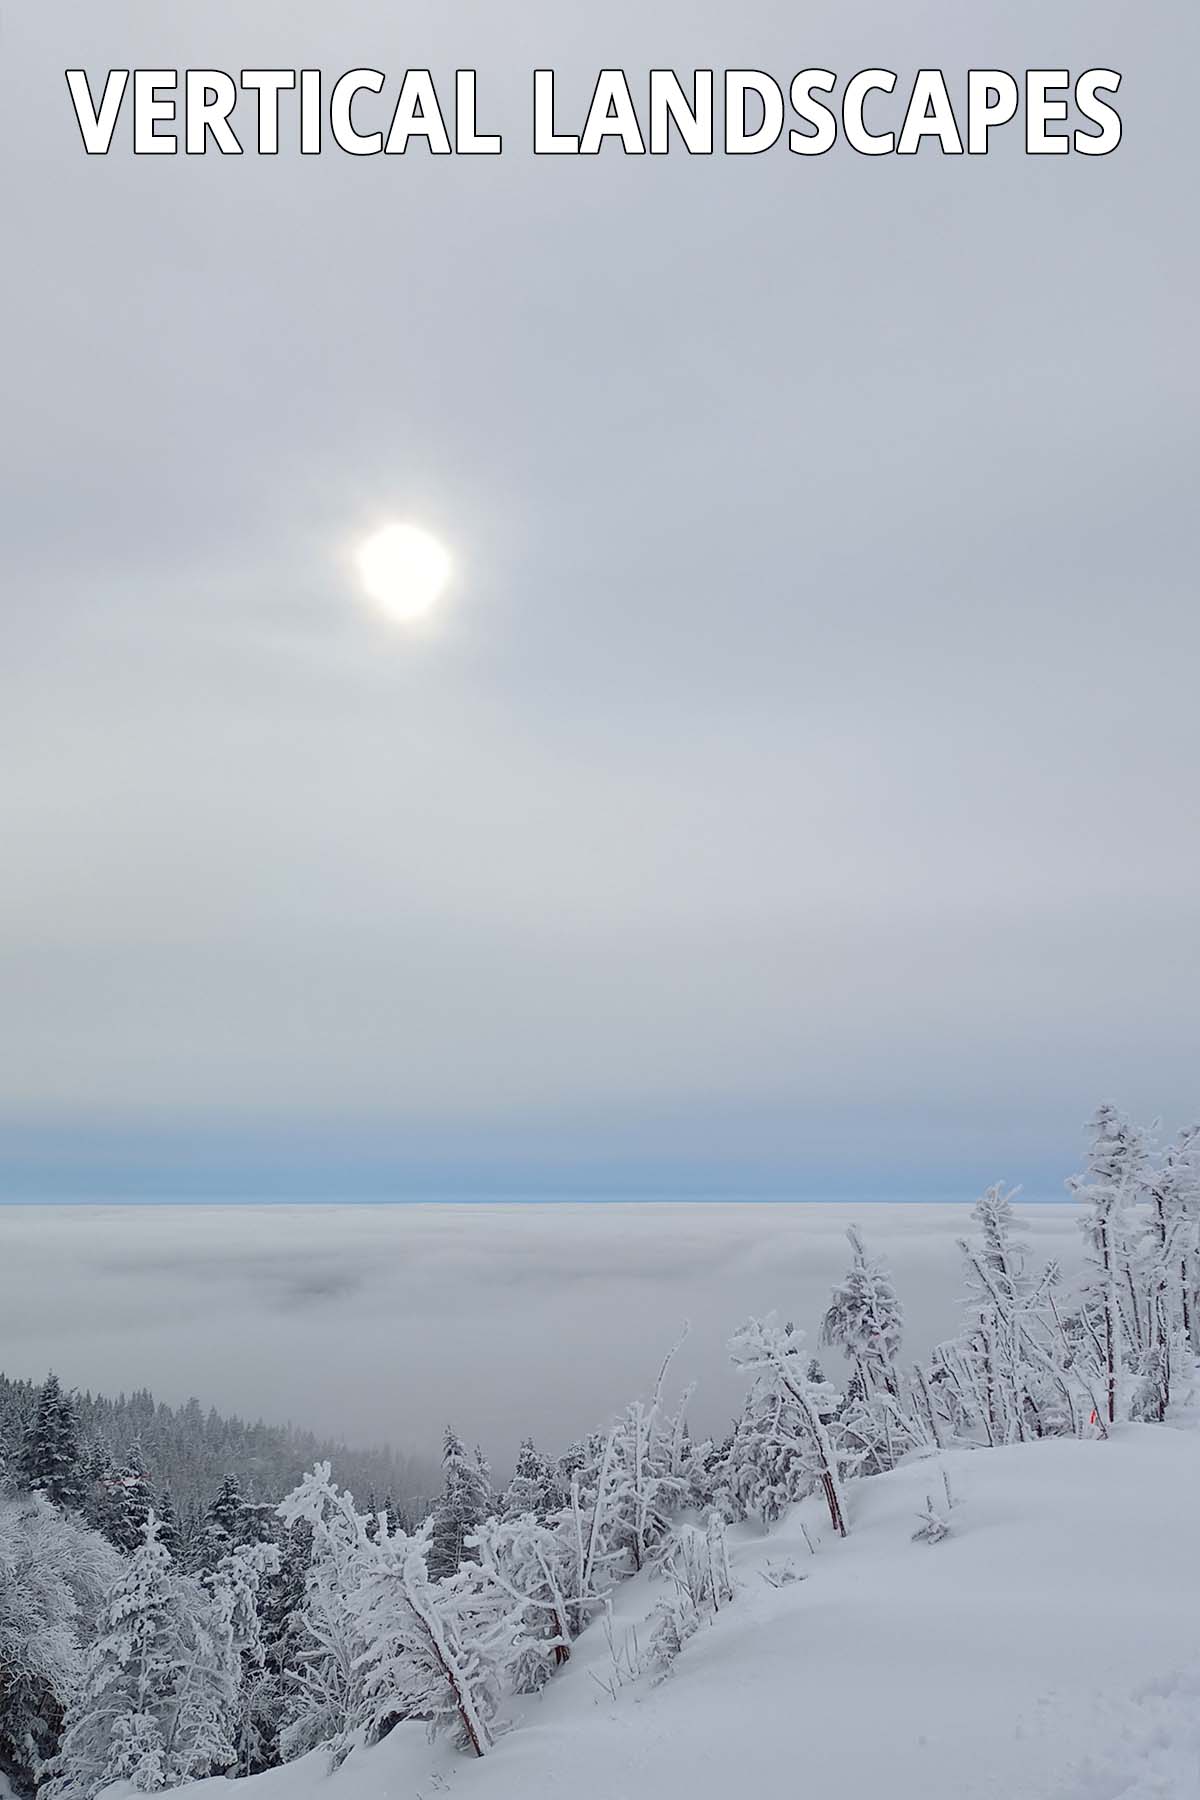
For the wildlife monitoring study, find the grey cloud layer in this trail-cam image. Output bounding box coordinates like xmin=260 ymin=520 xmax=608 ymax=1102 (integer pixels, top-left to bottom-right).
xmin=0 ymin=1203 xmax=1084 ymax=1465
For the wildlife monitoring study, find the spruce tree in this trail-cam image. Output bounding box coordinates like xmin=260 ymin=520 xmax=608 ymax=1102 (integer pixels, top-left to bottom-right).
xmin=18 ymin=1375 xmax=85 ymax=1512
xmin=428 ymin=1430 xmax=491 ymax=1582
xmin=45 ymin=1515 xmax=237 ymax=1798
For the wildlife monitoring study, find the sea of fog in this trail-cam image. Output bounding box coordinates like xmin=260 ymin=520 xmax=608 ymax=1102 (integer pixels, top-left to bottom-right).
xmin=0 ymin=1203 xmax=1083 ymax=1471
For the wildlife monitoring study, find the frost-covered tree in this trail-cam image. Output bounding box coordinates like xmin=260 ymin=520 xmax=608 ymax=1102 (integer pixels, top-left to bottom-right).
xmin=427 ymin=1430 xmax=492 ymax=1582
xmin=44 ymin=1515 xmax=237 ymax=1799
xmin=559 ymin=1429 xmax=626 ymax=1633
xmin=607 ymin=1396 xmax=693 ymax=1573
xmin=154 ymin=1490 xmax=182 ymax=1561
xmin=274 ymin=1465 xmax=374 ymax=1765
xmin=500 ymin=1439 xmax=563 ymax=1522
xmin=952 ymin=1185 xmax=1082 ymax=1443
xmin=87 ymin=1447 xmax=155 ymax=1556
xmin=820 ymin=1227 xmax=904 ymax=1397
xmin=209 ymin=1541 xmax=282 ymax=1775
xmin=355 ymin=1519 xmax=525 ymax=1759
xmin=18 ymin=1376 xmax=85 ymax=1513
xmin=718 ymin=1357 xmax=813 ymax=1525
xmin=729 ymin=1317 xmax=850 ymax=1537
xmin=820 ymin=1228 xmax=923 ymax=1473
xmin=0 ymin=1493 xmax=119 ymax=1793
xmin=1068 ymin=1105 xmax=1151 ymax=1426
xmin=200 ymin=1473 xmax=251 ymax=1564
xmin=1136 ymin=1124 xmax=1200 ymax=1417
xmin=473 ymin=1514 xmax=575 ymax=1691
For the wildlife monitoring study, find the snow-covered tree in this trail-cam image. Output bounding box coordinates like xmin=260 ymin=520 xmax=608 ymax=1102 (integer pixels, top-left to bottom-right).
xmin=953 ymin=1184 xmax=1082 ymax=1443
xmin=1137 ymin=1124 xmax=1200 ymax=1417
xmin=154 ymin=1490 xmax=182 ymax=1561
xmin=0 ymin=1493 xmax=119 ymax=1793
xmin=729 ymin=1317 xmax=850 ymax=1537
xmin=820 ymin=1228 xmax=925 ymax=1472
xmin=209 ymin=1541 xmax=282 ymax=1775
xmin=472 ymin=1514 xmax=574 ymax=1691
xmin=199 ymin=1473 xmax=252 ymax=1566
xmin=820 ymin=1226 xmax=904 ymax=1397
xmin=44 ymin=1515 xmax=237 ymax=1799
xmin=1068 ymin=1105 xmax=1151 ymax=1426
xmin=500 ymin=1439 xmax=563 ymax=1522
xmin=355 ymin=1518 xmax=525 ymax=1758
xmin=560 ymin=1426 xmax=634 ymax=1630
xmin=427 ymin=1430 xmax=492 ymax=1582
xmin=87 ymin=1447 xmax=155 ymax=1556
xmin=18 ymin=1376 xmax=85 ymax=1513
xmin=607 ymin=1397 xmax=692 ymax=1573
xmin=274 ymin=1465 xmax=374 ymax=1765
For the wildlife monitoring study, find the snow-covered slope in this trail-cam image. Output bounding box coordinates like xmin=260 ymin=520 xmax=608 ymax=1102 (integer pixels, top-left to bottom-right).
xmin=176 ymin=1427 xmax=1199 ymax=1800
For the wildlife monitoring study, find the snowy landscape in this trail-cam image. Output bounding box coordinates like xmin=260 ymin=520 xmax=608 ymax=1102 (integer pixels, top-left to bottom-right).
xmin=3 ymin=1105 xmax=1199 ymax=1800
xmin=5 ymin=1 xmax=1192 ymax=1798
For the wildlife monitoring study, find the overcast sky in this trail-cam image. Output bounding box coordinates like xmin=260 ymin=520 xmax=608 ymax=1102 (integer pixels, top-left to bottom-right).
xmin=2 ymin=2 xmax=1197 ymax=1200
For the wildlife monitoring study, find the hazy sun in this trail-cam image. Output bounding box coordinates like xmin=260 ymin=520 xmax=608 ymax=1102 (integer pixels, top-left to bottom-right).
xmin=355 ymin=522 xmax=451 ymax=625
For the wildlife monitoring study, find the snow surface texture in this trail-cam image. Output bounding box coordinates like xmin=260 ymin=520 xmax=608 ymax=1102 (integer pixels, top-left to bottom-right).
xmin=166 ymin=1427 xmax=1200 ymax=1800
xmin=0 ymin=1203 xmax=1084 ymax=1461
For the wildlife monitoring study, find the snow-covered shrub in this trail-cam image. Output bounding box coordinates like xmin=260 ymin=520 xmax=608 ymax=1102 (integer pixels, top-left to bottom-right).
xmin=911 ymin=1469 xmax=956 ymax=1545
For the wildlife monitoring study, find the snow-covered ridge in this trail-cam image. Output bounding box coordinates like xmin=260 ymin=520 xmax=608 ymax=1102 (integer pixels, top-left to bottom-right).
xmin=179 ymin=1427 xmax=1200 ymax=1800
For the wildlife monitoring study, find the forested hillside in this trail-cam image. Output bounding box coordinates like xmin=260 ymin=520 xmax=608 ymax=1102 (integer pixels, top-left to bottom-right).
xmin=0 ymin=1373 xmax=432 ymax=1536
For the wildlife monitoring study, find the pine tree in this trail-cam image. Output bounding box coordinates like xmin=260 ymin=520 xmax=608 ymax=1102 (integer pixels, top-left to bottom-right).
xmin=205 ymin=1473 xmax=250 ymax=1552
xmin=44 ymin=1515 xmax=237 ymax=1798
xmin=18 ymin=1376 xmax=85 ymax=1513
xmin=501 ymin=1439 xmax=563 ymax=1522
xmin=820 ymin=1226 xmax=904 ymax=1398
xmin=427 ymin=1430 xmax=492 ymax=1582
xmin=154 ymin=1489 xmax=182 ymax=1560
xmin=209 ymin=1542 xmax=282 ymax=1776
xmin=89 ymin=1447 xmax=155 ymax=1556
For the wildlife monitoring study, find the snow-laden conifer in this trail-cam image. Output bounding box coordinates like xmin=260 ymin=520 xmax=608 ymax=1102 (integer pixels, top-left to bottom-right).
xmin=427 ymin=1430 xmax=492 ymax=1582
xmin=274 ymin=1464 xmax=375 ymax=1765
xmin=500 ymin=1439 xmax=564 ymax=1522
xmin=44 ymin=1514 xmax=237 ymax=1799
xmin=729 ymin=1318 xmax=850 ymax=1537
xmin=0 ymin=1493 xmax=119 ymax=1792
xmin=209 ymin=1541 xmax=282 ymax=1776
xmin=18 ymin=1376 xmax=85 ymax=1514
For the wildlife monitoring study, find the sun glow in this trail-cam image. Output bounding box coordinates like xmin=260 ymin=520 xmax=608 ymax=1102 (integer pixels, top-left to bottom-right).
xmin=355 ymin=522 xmax=452 ymax=625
